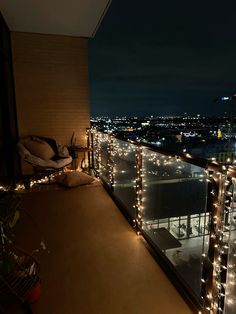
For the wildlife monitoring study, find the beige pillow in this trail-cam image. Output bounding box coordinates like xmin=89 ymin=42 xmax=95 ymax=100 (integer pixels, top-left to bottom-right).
xmin=55 ymin=171 xmax=94 ymax=187
xmin=24 ymin=138 xmax=55 ymax=161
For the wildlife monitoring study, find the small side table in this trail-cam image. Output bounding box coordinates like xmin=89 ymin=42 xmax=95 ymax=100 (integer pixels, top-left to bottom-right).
xmin=68 ymin=146 xmax=93 ymax=171
xmin=153 ymin=227 xmax=182 ymax=252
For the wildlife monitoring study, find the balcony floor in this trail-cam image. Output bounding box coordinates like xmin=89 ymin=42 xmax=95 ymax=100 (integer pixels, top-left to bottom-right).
xmin=12 ymin=182 xmax=192 ymax=314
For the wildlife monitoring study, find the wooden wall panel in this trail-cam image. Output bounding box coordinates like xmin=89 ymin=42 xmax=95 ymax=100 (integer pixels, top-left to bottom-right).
xmin=11 ymin=32 xmax=90 ymax=148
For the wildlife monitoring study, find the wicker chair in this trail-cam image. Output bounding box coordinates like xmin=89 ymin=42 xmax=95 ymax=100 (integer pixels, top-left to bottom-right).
xmin=18 ymin=136 xmax=72 ymax=181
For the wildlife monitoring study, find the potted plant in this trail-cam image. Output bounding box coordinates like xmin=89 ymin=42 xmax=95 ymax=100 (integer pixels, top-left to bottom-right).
xmin=0 ymin=191 xmax=40 ymax=311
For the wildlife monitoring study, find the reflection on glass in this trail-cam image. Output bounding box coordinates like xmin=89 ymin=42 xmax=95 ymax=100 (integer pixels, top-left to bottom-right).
xmin=95 ymin=133 xmax=110 ymax=184
xmin=113 ymin=139 xmax=136 ymax=218
xmin=141 ymin=148 xmax=209 ymax=297
xmin=100 ymin=141 xmax=109 ymax=182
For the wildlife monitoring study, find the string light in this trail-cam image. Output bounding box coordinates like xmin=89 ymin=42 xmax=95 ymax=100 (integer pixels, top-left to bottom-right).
xmin=200 ymin=168 xmax=235 ymax=313
xmin=91 ymin=130 xmax=236 ymax=314
xmin=0 ymin=172 xmax=59 ymax=194
xmin=135 ymin=145 xmax=143 ymax=231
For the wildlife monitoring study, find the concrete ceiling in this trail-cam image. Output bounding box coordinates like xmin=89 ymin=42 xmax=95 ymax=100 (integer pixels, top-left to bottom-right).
xmin=0 ymin=0 xmax=111 ymax=37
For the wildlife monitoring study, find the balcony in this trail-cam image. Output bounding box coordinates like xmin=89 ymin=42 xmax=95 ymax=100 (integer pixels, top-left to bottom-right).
xmin=1 ymin=3 xmax=234 ymax=313
xmin=1 ymin=129 xmax=235 ymax=314
xmin=7 ymin=180 xmax=192 ymax=314
xmin=1 ymin=129 xmax=236 ymax=314
xmin=85 ymin=130 xmax=236 ymax=314
xmin=0 ymin=9 xmax=198 ymax=313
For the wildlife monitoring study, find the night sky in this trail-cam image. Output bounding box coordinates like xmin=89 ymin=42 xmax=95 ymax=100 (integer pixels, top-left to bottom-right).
xmin=89 ymin=0 xmax=236 ymax=117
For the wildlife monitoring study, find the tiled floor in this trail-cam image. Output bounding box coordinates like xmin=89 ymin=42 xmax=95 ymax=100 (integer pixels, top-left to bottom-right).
xmin=6 ymin=182 xmax=192 ymax=314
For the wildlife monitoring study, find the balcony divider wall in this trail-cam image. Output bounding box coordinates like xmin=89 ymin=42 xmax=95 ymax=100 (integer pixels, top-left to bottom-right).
xmin=11 ymin=32 xmax=90 ymax=175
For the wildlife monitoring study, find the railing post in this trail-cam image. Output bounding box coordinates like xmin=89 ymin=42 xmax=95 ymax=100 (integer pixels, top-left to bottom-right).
xmin=135 ymin=145 xmax=143 ymax=232
xmin=224 ymin=175 xmax=236 ymax=311
xmin=94 ymin=132 xmax=101 ymax=174
xmin=201 ymin=170 xmax=230 ymax=313
xmin=108 ymin=135 xmax=114 ymax=190
xmin=87 ymin=129 xmax=95 ymax=171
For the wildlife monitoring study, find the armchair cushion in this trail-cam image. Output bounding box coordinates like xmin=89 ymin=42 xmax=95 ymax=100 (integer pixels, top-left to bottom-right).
xmin=18 ymin=136 xmax=72 ymax=169
xmin=24 ymin=137 xmax=55 ymax=161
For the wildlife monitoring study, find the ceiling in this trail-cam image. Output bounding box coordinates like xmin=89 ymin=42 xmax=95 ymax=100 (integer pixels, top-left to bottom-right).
xmin=0 ymin=0 xmax=111 ymax=37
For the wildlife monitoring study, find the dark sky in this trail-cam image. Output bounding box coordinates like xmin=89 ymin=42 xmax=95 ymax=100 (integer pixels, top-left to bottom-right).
xmin=89 ymin=0 xmax=236 ymax=117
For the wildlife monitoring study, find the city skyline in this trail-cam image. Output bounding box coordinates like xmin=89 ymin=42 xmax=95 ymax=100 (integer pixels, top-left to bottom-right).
xmin=89 ymin=0 xmax=236 ymax=117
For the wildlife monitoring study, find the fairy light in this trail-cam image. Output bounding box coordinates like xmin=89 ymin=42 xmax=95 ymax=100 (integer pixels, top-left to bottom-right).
xmin=223 ymin=176 xmax=236 ymax=312
xmin=0 ymin=185 xmax=7 ymax=191
xmin=200 ymin=170 xmax=224 ymax=313
xmin=0 ymin=172 xmax=58 ymax=194
xmin=200 ymin=168 xmax=235 ymax=314
xmin=135 ymin=145 xmax=143 ymax=231
xmin=93 ymin=131 xmax=103 ymax=174
xmin=107 ymin=135 xmax=114 ymax=187
xmin=90 ymin=129 xmax=236 ymax=314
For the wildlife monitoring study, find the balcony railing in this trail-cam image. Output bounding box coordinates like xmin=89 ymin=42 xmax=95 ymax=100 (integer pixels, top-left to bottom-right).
xmin=88 ymin=129 xmax=236 ymax=314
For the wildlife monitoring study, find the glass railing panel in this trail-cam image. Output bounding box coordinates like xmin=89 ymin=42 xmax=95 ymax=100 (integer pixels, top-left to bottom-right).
xmin=113 ymin=139 xmax=136 ymax=219
xmin=91 ymin=131 xmax=236 ymax=312
xmin=141 ymin=147 xmax=209 ymax=297
xmin=94 ymin=132 xmax=110 ymax=184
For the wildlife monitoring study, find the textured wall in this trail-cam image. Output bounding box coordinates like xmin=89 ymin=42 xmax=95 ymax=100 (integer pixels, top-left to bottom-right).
xmin=11 ymin=32 xmax=90 ymax=147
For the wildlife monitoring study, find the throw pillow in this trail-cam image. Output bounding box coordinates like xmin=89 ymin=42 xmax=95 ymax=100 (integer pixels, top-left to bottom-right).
xmin=24 ymin=138 xmax=55 ymax=161
xmin=55 ymin=171 xmax=94 ymax=187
